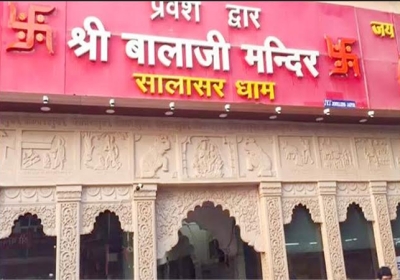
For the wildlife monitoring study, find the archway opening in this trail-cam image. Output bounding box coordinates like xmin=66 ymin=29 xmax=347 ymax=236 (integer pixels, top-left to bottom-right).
xmin=340 ymin=203 xmax=378 ymax=279
xmin=284 ymin=205 xmax=327 ymax=279
xmin=391 ymin=204 xmax=400 ymax=262
xmin=0 ymin=213 xmax=56 ymax=279
xmin=157 ymin=202 xmax=262 ymax=279
xmin=80 ymin=211 xmax=133 ymax=279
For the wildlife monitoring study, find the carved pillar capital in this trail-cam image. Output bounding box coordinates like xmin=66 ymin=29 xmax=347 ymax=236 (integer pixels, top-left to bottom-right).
xmin=133 ymin=184 xmax=157 ymax=200
xmin=369 ymin=181 xmax=388 ymax=195
xmin=133 ymin=184 xmax=157 ymax=280
xmin=318 ymin=181 xmax=337 ymax=196
xmin=55 ymin=185 xmax=81 ymax=279
xmin=56 ymin=185 xmax=82 ymax=202
xmin=259 ymin=182 xmax=282 ymax=197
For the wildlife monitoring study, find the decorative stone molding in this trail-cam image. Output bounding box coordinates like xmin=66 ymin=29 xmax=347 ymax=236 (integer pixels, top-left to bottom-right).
xmin=81 ymin=202 xmax=133 ymax=234
xmin=387 ymin=183 xmax=400 ymax=220
xmin=259 ymin=182 xmax=289 ymax=280
xmin=388 ymin=196 xmax=400 ymax=220
xmin=0 ymin=187 xmax=56 ymax=238
xmin=4 ymin=113 xmax=400 ymax=186
xmin=282 ymin=197 xmax=321 ymax=224
xmin=55 ymin=185 xmax=82 ymax=280
xmin=282 ymin=183 xmax=321 ymax=224
xmin=0 ymin=205 xmax=56 ymax=238
xmin=156 ymin=186 xmax=263 ymax=260
xmin=337 ymin=182 xmax=374 ymax=222
xmin=369 ymin=182 xmax=397 ymax=277
xmin=80 ymin=185 xmax=134 ymax=234
xmin=317 ymin=182 xmax=346 ymax=280
xmin=134 ymin=184 xmax=157 ymax=280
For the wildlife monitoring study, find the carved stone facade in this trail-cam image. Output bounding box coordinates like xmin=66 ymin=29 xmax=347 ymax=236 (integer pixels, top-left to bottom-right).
xmin=56 ymin=185 xmax=82 ymax=280
xmin=134 ymin=184 xmax=157 ymax=280
xmin=317 ymin=182 xmax=346 ymax=280
xmin=1 ymin=113 xmax=400 ymax=279
xmin=258 ymin=182 xmax=288 ymax=280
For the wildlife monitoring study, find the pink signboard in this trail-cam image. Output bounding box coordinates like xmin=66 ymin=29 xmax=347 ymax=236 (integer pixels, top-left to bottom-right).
xmin=0 ymin=1 xmax=399 ymax=110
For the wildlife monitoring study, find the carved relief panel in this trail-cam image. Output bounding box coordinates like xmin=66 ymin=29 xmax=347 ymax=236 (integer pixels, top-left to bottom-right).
xmin=318 ymin=137 xmax=354 ymax=172
xmin=81 ymin=132 xmax=131 ymax=182
xmin=18 ymin=131 xmax=75 ymax=183
xmin=0 ymin=130 xmax=17 ymax=184
xmin=180 ymin=136 xmax=237 ymax=179
xmin=354 ymin=138 xmax=392 ymax=170
xmin=390 ymin=139 xmax=400 ymax=169
xmin=237 ymin=136 xmax=276 ymax=179
xmin=134 ymin=134 xmax=177 ymax=180
xmin=279 ymin=136 xmax=317 ymax=174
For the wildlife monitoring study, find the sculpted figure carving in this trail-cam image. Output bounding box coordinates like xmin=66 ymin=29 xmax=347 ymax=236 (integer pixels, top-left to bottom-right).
xmin=82 ymin=132 xmax=123 ymax=171
xmin=193 ymin=138 xmax=224 ymax=178
xmin=282 ymin=138 xmax=314 ymax=166
xmin=43 ymin=135 xmax=66 ymax=170
xmin=140 ymin=135 xmax=171 ymax=178
xmin=244 ymin=137 xmax=273 ymax=177
xmin=22 ymin=135 xmax=66 ymax=170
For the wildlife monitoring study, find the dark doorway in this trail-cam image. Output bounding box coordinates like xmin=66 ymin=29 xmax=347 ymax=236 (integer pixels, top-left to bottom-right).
xmin=0 ymin=213 xmax=56 ymax=279
xmin=80 ymin=211 xmax=133 ymax=279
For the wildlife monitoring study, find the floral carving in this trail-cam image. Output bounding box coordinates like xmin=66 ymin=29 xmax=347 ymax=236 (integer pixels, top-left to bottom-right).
xmin=320 ymin=195 xmax=346 ymax=279
xmin=58 ymin=202 xmax=79 ymax=279
xmin=373 ymin=195 xmax=397 ymax=276
xmin=81 ymin=202 xmax=133 ymax=234
xmin=266 ymin=197 xmax=288 ymax=279
xmin=282 ymin=197 xmax=321 ymax=224
xmin=137 ymin=201 xmax=155 ymax=280
xmin=156 ymin=188 xmax=262 ymax=259
xmin=387 ymin=196 xmax=400 ymax=220
xmin=0 ymin=205 xmax=56 ymax=238
xmin=337 ymin=197 xmax=374 ymax=222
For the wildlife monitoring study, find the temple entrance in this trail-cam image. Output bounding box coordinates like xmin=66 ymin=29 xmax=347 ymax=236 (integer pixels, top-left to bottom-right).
xmin=157 ymin=202 xmax=262 ymax=279
xmin=0 ymin=213 xmax=56 ymax=279
xmin=80 ymin=211 xmax=133 ymax=279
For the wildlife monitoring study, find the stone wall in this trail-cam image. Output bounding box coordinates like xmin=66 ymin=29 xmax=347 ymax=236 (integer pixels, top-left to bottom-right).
xmin=1 ymin=113 xmax=400 ymax=186
xmin=1 ymin=113 xmax=400 ymax=280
